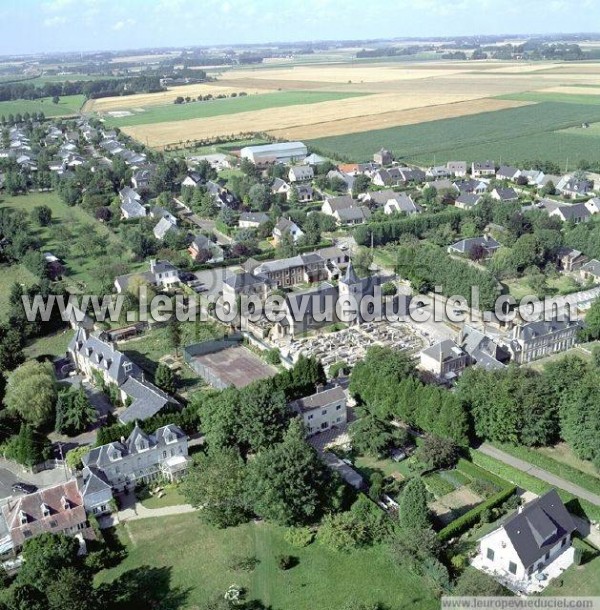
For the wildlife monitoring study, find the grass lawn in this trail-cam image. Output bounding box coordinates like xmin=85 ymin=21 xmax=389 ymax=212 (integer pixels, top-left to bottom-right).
xmin=470 ymin=449 xmax=600 ymax=522
xmin=525 ymin=346 xmax=592 ymax=372
xmin=104 ymin=91 xmax=366 ymax=127
xmin=97 ymin=514 xmax=438 ymax=610
xmin=0 ymin=94 xmax=85 ymax=118
xmin=23 ymin=329 xmax=72 ymax=360
xmin=543 ymin=555 xmax=600 ymax=596
xmin=505 ymin=275 xmax=582 ymax=300
xmin=137 ymin=484 xmax=186 ymax=509
xmin=491 ymin=443 xmax=600 ymax=497
xmin=354 ymin=454 xmax=414 ymax=480
xmin=0 ymin=263 xmax=37 ymax=318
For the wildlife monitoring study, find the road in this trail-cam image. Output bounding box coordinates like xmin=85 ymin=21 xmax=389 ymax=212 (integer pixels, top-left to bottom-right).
xmin=0 ymin=459 xmax=69 ymax=501
xmin=479 ymin=443 xmax=600 ymax=508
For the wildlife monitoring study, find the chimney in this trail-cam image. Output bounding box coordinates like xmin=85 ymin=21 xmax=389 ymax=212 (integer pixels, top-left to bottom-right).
xmin=120 ymin=436 xmax=125 ymax=444
xmin=150 ymin=259 xmax=157 ymax=273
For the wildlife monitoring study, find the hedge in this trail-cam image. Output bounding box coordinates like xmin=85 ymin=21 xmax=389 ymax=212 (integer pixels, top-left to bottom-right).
xmin=438 ymin=484 xmax=517 ymax=542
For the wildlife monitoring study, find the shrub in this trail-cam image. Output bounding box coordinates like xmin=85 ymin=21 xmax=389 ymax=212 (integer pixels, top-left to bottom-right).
xmin=438 ymin=486 xmax=516 ymax=542
xmin=450 ymin=554 xmax=467 ymax=571
xmin=228 ymin=555 xmax=259 ymax=572
xmin=284 ymin=526 xmax=314 ymax=548
xmin=277 ymin=554 xmax=297 ymax=570
xmin=470 ymin=478 xmax=501 ymax=498
xmin=265 ymin=348 xmax=281 ymax=365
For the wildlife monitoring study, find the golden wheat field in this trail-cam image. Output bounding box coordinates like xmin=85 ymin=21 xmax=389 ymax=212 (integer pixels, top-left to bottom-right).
xmin=91 ymin=60 xmax=600 ymax=148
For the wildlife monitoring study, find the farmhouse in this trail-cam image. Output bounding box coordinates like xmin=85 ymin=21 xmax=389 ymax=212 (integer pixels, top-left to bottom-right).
xmin=473 ymin=490 xmax=576 ymax=594
xmin=289 ymin=385 xmax=347 ymax=436
xmin=240 ymin=141 xmax=307 ymax=165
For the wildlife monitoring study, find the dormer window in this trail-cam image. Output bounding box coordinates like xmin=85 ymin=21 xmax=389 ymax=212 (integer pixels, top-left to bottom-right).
xmin=61 ymin=496 xmax=70 ymax=511
xmin=41 ymin=503 xmax=51 ymax=517
xmin=19 ymin=511 xmax=28 ymax=525
xmin=123 ymin=362 xmax=132 ymax=375
xmin=109 ymin=449 xmax=122 ymax=461
xmin=166 ymin=433 xmax=176 ymax=444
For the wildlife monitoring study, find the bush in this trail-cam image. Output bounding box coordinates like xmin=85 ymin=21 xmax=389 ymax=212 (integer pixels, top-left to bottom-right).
xmin=450 ymin=554 xmax=467 ymax=571
xmin=284 ymin=526 xmax=314 ymax=548
xmin=438 ymin=485 xmax=516 ymax=542
xmin=329 ymin=361 xmax=349 ymax=378
xmin=265 ymin=348 xmax=281 ymax=365
xmin=228 ymin=555 xmax=259 ymax=572
xmin=470 ymin=478 xmax=501 ymax=498
xmin=277 ymin=554 xmax=297 ymax=570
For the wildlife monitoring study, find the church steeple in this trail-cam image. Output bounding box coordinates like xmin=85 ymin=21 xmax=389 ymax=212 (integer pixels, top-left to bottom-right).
xmin=342 ymin=260 xmax=360 ymax=286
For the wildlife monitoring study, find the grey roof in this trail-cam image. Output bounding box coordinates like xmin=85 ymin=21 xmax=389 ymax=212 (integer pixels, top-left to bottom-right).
xmin=325 ymin=195 xmax=357 ymax=212
xmin=502 ymin=490 xmax=576 ymax=568
xmin=289 ymin=165 xmax=313 ymax=180
xmin=449 ymin=236 xmax=500 ymax=254
xmin=335 ymin=206 xmax=370 ymax=222
xmin=81 ymin=467 xmax=111 ymax=496
xmin=421 ymin=339 xmax=465 ymax=362
xmin=224 ymin=271 xmax=270 ymax=290
xmin=300 ymin=252 xmax=325 ymax=265
xmin=321 ymin=452 xmax=365 ymax=490
xmin=447 ymin=161 xmax=467 ymax=172
xmin=493 ymin=187 xmax=518 ymax=201
xmin=497 ymin=165 xmax=520 ymax=179
xmin=191 ymin=234 xmax=212 ymax=250
xmin=341 ymin=261 xmax=360 ymax=285
xmin=154 ymin=217 xmax=177 ymax=240
xmin=581 ymin=258 xmax=600 ymax=277
xmin=69 ymin=328 xmax=140 ymax=385
xmin=255 ymin=255 xmax=305 ymax=274
xmin=119 ymin=377 xmax=176 ymax=423
xmin=119 ymin=186 xmax=141 ymax=202
xmin=290 ymin=385 xmax=346 ymax=413
xmin=239 ymin=212 xmax=269 ymax=224
xmin=274 ymin=217 xmax=300 ymax=234
xmin=473 ymin=160 xmax=495 ymax=171
xmin=384 ymin=193 xmax=418 ymax=213
xmin=551 ymin=203 xmax=591 ymax=221
xmin=271 ymin=178 xmax=289 ymax=192
xmin=518 ymin=319 xmax=581 ymax=342
xmin=367 ymin=189 xmax=399 ymax=206
xmin=120 ymin=199 xmax=147 ymax=218
xmin=456 ymin=193 xmax=482 ymax=207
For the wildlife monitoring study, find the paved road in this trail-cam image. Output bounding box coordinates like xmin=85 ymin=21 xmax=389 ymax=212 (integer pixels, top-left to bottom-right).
xmin=479 ymin=443 xmax=600 ymax=508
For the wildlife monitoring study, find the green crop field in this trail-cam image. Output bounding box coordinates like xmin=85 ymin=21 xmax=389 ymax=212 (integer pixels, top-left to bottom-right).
xmin=103 ymin=90 xmax=366 ymax=127
xmin=307 ymin=99 xmax=600 ymax=168
xmin=0 ymin=94 xmax=85 ymax=118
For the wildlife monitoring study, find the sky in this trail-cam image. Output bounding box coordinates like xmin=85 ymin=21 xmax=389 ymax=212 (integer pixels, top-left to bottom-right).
xmin=0 ymin=0 xmax=598 ymax=56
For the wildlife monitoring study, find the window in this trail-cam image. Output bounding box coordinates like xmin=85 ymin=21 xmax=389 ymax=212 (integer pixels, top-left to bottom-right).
xmin=561 ymin=537 xmax=567 ymax=547
xmin=307 ymin=414 xmax=313 ymax=420
xmin=508 ymin=562 xmax=517 ymax=575
xmin=486 ymin=548 xmax=495 ymax=561
xmin=321 ymin=422 xmax=328 ymax=430
xmin=336 ymin=404 xmax=342 ymax=411
xmin=321 ymin=409 xmax=327 ymax=416
xmin=545 ymin=552 xmax=550 ymax=561
xmin=163 ymin=451 xmax=167 ymax=458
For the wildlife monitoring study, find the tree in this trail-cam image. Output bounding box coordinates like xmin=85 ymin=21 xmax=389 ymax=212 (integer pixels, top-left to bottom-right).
xmin=52 ymin=95 xmax=60 ymax=104
xmin=168 ymin=319 xmax=182 ymax=355
xmin=414 ymin=435 xmax=458 ymax=470
xmin=276 ymin=231 xmax=296 ymax=258
xmin=350 ymin=408 xmax=394 ymax=457
xmin=55 ymin=387 xmax=96 ymax=436
xmin=31 ymin=205 xmax=52 ymax=227
xmin=453 ymin=568 xmax=511 ymax=596
xmin=579 ymin=297 xmax=600 ymax=342
xmin=246 ymin=419 xmax=332 ymax=526
xmin=181 ymin=447 xmax=250 ymax=528
xmin=398 ymin=477 xmax=430 ymax=532
xmin=155 ymin=363 xmax=176 ymax=395
xmin=353 ymin=247 xmax=373 ymax=276
xmin=65 ymin=445 xmax=90 ymax=471
xmin=4 ymin=360 xmax=57 ymax=428
xmin=541 ymin=180 xmax=556 ymax=196
xmin=352 ymin=174 xmax=371 ymax=197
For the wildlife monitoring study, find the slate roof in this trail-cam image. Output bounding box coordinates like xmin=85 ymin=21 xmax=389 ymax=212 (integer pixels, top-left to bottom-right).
xmin=581 ymin=258 xmax=600 ymax=277
xmin=455 ymin=193 xmax=482 ymax=207
xmin=502 ymin=490 xmax=576 ymax=568
xmin=325 ymin=195 xmax=357 ymax=212
xmin=449 ymin=236 xmax=500 ymax=254
xmin=518 ymin=319 xmax=581 ymax=342
xmin=290 ymin=385 xmax=346 ymax=413
xmin=224 ymin=271 xmax=270 ymax=290
xmin=550 ymin=203 xmax=591 ymax=222
xmin=274 ymin=217 xmax=301 ymax=235
xmin=154 ymin=217 xmax=177 ymax=240
xmin=120 ymin=199 xmax=146 ymax=218
xmin=421 ymin=340 xmax=465 ymax=362
xmin=81 ymin=467 xmax=112 ymax=497
xmin=239 ymin=212 xmax=269 ymax=225
xmin=496 ymin=165 xmax=520 ymax=179
xmin=493 ymin=187 xmax=518 ymax=201
xmin=335 ymin=205 xmax=371 ymax=222
xmin=119 ymin=377 xmax=177 ymax=423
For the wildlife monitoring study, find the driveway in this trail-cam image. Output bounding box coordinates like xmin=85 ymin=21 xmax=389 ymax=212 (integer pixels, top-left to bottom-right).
xmin=479 ymin=443 xmax=600 ymax=508
xmin=0 ymin=460 xmax=70 ymax=501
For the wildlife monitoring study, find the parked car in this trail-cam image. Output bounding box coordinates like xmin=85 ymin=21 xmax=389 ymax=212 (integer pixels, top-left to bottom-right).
xmin=12 ymin=482 xmax=37 ymax=495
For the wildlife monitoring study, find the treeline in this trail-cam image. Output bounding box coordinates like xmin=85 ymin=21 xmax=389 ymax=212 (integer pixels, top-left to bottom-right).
xmin=0 ymin=75 xmax=164 ymax=102
xmin=457 ymin=356 xmax=600 ymax=468
xmin=356 ymin=46 xmax=427 ymax=58
xmin=564 ymin=217 xmax=600 ymax=261
xmin=396 ymin=242 xmax=500 ymax=310
xmin=349 ymin=346 xmax=470 ymax=445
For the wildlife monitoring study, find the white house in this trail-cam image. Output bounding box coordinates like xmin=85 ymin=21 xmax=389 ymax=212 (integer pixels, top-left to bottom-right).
xmin=472 ymin=490 xmax=576 ymax=594
xmin=289 ymin=385 xmax=347 ymax=436
xmin=288 ymin=165 xmax=314 ymax=183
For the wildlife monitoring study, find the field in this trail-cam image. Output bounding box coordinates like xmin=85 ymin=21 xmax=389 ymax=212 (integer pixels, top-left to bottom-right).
xmin=101 ymin=91 xmax=366 ymax=128
xmin=97 ymin=514 xmax=437 ymax=610
xmin=0 ymin=94 xmax=85 ymax=118
xmin=81 ymin=58 xmax=600 ymax=155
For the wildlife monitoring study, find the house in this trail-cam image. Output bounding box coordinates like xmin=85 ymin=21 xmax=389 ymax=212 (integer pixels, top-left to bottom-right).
xmin=188 ymin=234 xmax=224 ymax=263
xmin=240 ymin=141 xmax=307 ymax=165
xmin=120 ymin=198 xmax=146 ymax=219
xmin=556 ymin=176 xmax=593 ymax=198
xmin=472 ymin=160 xmax=495 ymax=177
xmin=455 ymin=193 xmax=482 ymax=210
xmin=238 ymin=212 xmax=269 ymax=229
xmin=153 ymin=216 xmax=178 ymax=240
xmin=383 ymin=193 xmax=420 ymax=215
xmin=580 ymin=259 xmax=600 ymax=282
xmin=114 ymin=259 xmax=180 ymax=293
xmin=373 ymin=148 xmax=393 ymax=166
xmin=548 ymin=203 xmax=591 ymax=224
xmin=131 ymin=166 xmax=154 ymax=190
xmin=508 ymin=319 xmax=581 ymax=364
xmin=0 ymin=480 xmax=94 ymax=556
xmin=271 ymin=178 xmax=291 ymax=196
xmin=447 ymin=161 xmax=467 ymax=177
xmin=473 ymin=490 xmax=576 ymax=594
xmin=291 ymin=184 xmax=314 ymax=202
xmin=454 ymin=179 xmax=487 ymax=195
xmin=556 ymin=247 xmax=587 ymax=272
xmin=459 ymin=325 xmax=509 ymax=371
xmin=429 ymin=179 xmax=459 ymax=194
xmin=222 ymin=271 xmax=272 ymax=302
xmin=289 ymin=385 xmax=347 ymax=436
xmin=334 ymin=205 xmax=371 ymax=225
xmin=273 ymin=217 xmax=304 ymax=244
xmin=426 ymin=165 xmax=451 ymax=179
xmin=520 ymin=169 xmax=545 ymax=185
xmin=322 ymin=195 xmax=357 ymax=217
xmin=327 ymin=169 xmax=355 ymax=193
xmin=496 ymin=166 xmax=521 ymax=181
xmin=80 ymin=468 xmax=113 ymax=516
xmin=491 ymin=187 xmax=519 ymax=202
xmin=288 ymin=165 xmax=314 ymax=183
xmin=585 ymin=197 xmax=600 ymax=214
xmin=82 ymin=424 xmax=190 ymax=494
xmin=448 ymin=235 xmax=500 ymax=258
xmin=181 ymin=172 xmax=202 ymax=188
xmin=420 ymin=340 xmax=468 ymax=379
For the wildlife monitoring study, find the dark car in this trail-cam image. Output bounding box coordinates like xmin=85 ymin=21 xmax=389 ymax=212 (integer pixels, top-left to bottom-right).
xmin=11 ymin=482 xmax=37 ymax=495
